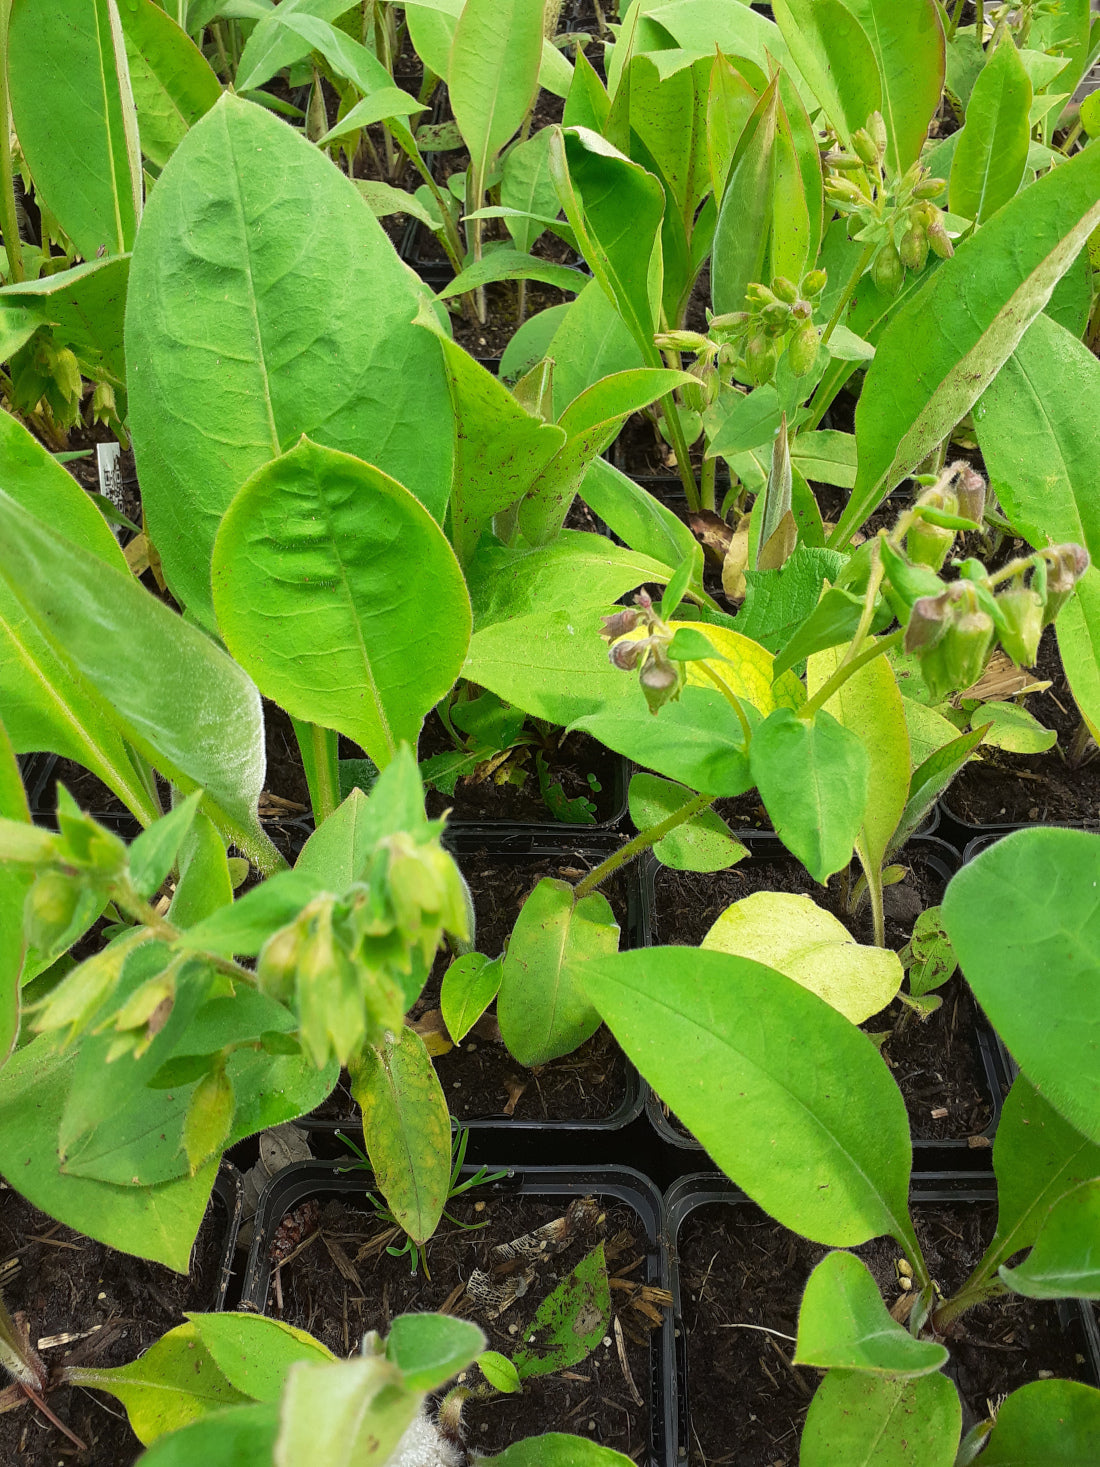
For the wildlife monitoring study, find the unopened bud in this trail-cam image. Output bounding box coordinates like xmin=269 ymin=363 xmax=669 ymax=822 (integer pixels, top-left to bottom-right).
xmin=899 ymin=226 xmax=929 ymax=272
xmin=790 ymin=299 xmax=813 ymax=322
xmin=655 ymin=330 xmax=708 ymax=352
xmin=994 ymin=586 xmax=1044 ymax=667
xmin=771 ymin=275 xmax=799 ymax=304
xmin=743 ymin=334 xmax=777 ymax=387
xmin=1041 ymin=543 xmax=1090 ymax=624
xmin=945 ymin=608 xmax=995 ymax=690
xmin=601 ymin=608 xmax=640 ymax=642
xmin=91 ymin=379 xmax=117 ymax=423
xmin=761 ymin=301 xmax=789 ymax=333
xmin=913 ymin=177 xmax=947 ymax=200
xmin=907 ymin=518 xmax=955 ymax=573
xmin=824 ymin=150 xmax=863 ymax=171
xmin=25 ymin=872 xmax=81 ymax=951
xmin=927 ymin=220 xmax=954 ymax=259
xmin=851 ymin=127 xmax=880 ymax=168
xmin=639 ymin=652 xmax=684 ymax=715
xmin=787 ymin=323 xmax=820 ymax=378
xmin=868 ymin=111 xmax=887 ymax=154
xmin=827 ymin=176 xmax=867 ymax=205
xmin=871 ymin=244 xmax=904 ymax=297
xmin=952 ymin=463 xmax=986 ymax=524
xmin=904 ymin=592 xmax=952 ymax=654
xmin=746 ymin=283 xmax=779 ymax=308
xmin=800 ymin=269 xmax=827 ymax=298
xmin=51 ymin=347 xmax=82 ymax=404
xmin=609 ymin=636 xmax=646 ymax=671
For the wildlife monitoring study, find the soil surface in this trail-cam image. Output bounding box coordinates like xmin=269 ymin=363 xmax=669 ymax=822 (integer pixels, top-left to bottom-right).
xmin=0 ymin=1184 xmax=229 ymax=1467
xmin=677 ymin=1198 xmax=1094 ymax=1467
xmin=312 ymin=852 xmax=636 ymax=1125
xmin=421 ymin=711 xmax=626 ymax=826
xmin=652 ymin=845 xmax=997 ymax=1144
xmin=263 ymin=1190 xmax=660 ymax=1460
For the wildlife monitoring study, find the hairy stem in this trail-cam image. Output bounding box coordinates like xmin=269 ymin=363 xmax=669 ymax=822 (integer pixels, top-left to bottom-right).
xmin=573 ymin=791 xmax=715 ymax=898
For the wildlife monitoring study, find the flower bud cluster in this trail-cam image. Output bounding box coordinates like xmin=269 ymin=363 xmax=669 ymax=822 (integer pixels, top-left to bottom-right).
xmin=257 ymin=826 xmax=471 ymax=1069
xmin=824 ymin=111 xmax=953 ymax=300
xmin=600 ymin=592 xmax=686 ymax=715
xmin=877 ymin=464 xmax=1088 ymax=700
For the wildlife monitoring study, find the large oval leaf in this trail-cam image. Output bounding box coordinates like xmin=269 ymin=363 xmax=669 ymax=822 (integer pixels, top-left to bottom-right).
xmin=837 ymin=0 xmax=944 ymax=174
xmin=980 ymin=1379 xmax=1100 ymax=1465
xmin=581 ymin=947 xmax=917 ymax=1250
xmin=948 ymin=30 xmax=1032 ymax=225
xmin=117 ymin=0 xmax=222 ymax=170
xmin=800 ymin=1369 xmax=960 ymax=1467
xmin=795 ymin=1252 xmax=948 ymax=1375
xmin=703 ymin=891 xmax=901 ymax=1022
xmin=942 ymin=827 xmax=1100 ymax=1144
xmin=126 ymin=94 xmax=453 ymax=629
xmin=835 ymin=137 xmax=1100 ymax=544
xmin=999 ymin=1179 xmax=1100 ymax=1300
xmin=212 ymin=438 xmax=470 ymax=770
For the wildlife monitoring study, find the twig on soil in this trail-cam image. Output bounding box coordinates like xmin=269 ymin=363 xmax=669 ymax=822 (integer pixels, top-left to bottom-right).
xmin=18 ymin=1382 xmax=87 ymax=1451
xmin=612 ymin=1317 xmax=642 ymax=1407
xmin=716 ymin=1322 xmax=797 ymax=1342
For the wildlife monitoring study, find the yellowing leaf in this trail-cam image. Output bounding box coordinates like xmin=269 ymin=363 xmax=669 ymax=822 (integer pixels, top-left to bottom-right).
xmin=702 ymin=890 xmax=902 ymax=1022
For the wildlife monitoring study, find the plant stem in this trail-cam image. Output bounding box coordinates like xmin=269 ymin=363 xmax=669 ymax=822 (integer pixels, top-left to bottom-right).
xmin=932 ymin=1277 xmax=1005 ymax=1332
xmin=819 ymin=241 xmax=876 ymax=350
xmin=699 ymin=452 xmax=717 ymax=513
xmin=696 ymin=662 xmax=755 ymax=743
xmin=573 ymin=791 xmax=716 ymax=898
xmin=0 ymin=0 xmax=24 ymax=283
xmin=947 ymin=0 xmax=966 ymax=41
xmin=387 ymin=126 xmax=465 ymax=272
xmin=660 ymin=392 xmax=701 ymax=509
xmin=800 ymin=628 xmax=903 ymax=721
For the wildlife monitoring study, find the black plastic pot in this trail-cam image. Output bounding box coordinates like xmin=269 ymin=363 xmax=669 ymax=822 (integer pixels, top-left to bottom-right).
xmin=297 ymin=830 xmax=651 ymax=1155
xmin=643 ymin=834 xmax=1007 ymax=1172
xmin=239 ymin=1159 xmax=670 ymax=1467
xmin=17 ymin=751 xmax=56 ymax=813
xmin=210 ymin=1158 xmax=246 ymax=1310
xmin=665 ymin=1172 xmax=1100 ymax=1467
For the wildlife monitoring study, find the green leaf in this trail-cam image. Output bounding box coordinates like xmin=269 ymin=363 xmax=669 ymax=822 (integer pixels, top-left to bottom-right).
xmin=177 ymin=870 xmax=325 ymax=959
xmin=168 ymin=813 xmax=233 ymax=930
xmin=999 ymin=1179 xmax=1100 ymax=1299
xmin=0 ymin=489 xmax=278 ymax=871
xmin=126 ymin=94 xmax=452 ymax=629
xmin=512 ymin=1243 xmax=611 ymax=1380
xmin=772 ymin=587 xmax=865 ymax=678
xmin=950 ymin=32 xmax=1032 ymax=226
xmin=386 ymin=1313 xmax=485 ymax=1391
xmin=438 ymin=250 xmax=586 ymax=301
xmin=703 ymin=890 xmax=901 ymax=1023
xmin=477 ymin=1350 xmax=522 ymax=1394
xmin=750 ymin=707 xmax=870 ymax=882
xmin=497 ymin=879 xmax=620 ymax=1066
xmin=980 ymin=1379 xmax=1100 ymax=1465
xmin=116 ymin=0 xmax=222 ymax=170
xmin=836 ymin=0 xmax=945 ymax=174
xmin=836 ymin=139 xmax=1100 ymax=545
xmin=180 ymin=1313 xmax=332 ymax=1406
xmin=130 ymin=1402 xmax=280 ymax=1466
xmin=9 ymin=0 xmax=141 ymax=258
xmin=705 ymin=384 xmax=782 ymax=463
xmin=0 ymin=722 xmax=30 ymax=1064
xmin=736 ymin=548 xmax=848 ymax=658
xmin=0 ymin=1035 xmax=216 ymax=1270
xmin=790 ymin=430 xmax=859 ymax=490
xmin=795 ymin=1252 xmax=948 ymax=1375
xmin=942 ymin=828 xmax=1100 ymax=1143
xmin=450 ymin=0 xmax=546 ymax=213
xmin=579 ymin=455 xmax=706 ymax=583
xmin=890 ymin=725 xmax=985 ymax=857
xmin=800 ymin=1368 xmax=961 ymax=1467
xmin=234 ymin=0 xmax=352 ymax=91
xmin=550 ymin=127 xmax=666 ymax=365
xmin=711 ymin=79 xmax=778 ymax=318
xmin=480 ymin=1437 xmax=634 ymax=1467
xmin=275 ymin=1353 xmax=418 ymax=1467
xmin=501 ymin=126 xmax=560 ymax=256
xmin=985 ymin=1076 xmax=1100 ymax=1281
xmin=629 ymin=773 xmax=747 ymax=872
xmin=0 ymin=255 xmax=131 ymax=385
xmin=974 ymin=312 xmax=1100 ymax=735
xmin=64 ymin=1321 xmax=251 ymax=1444
xmin=976 ymin=700 xmax=1056 ymax=754
xmin=808 ymin=642 xmax=910 ymax=923
xmin=212 ymin=438 xmax=470 ymax=772
xmin=349 ymin=1028 xmax=451 ymax=1245
xmin=128 ymin=791 xmax=203 ymax=901
xmin=441 ymin=954 xmax=503 ymax=1045
xmin=582 ymin=947 xmax=918 ymax=1251
xmin=771 ymin=0 xmax=881 ymax=147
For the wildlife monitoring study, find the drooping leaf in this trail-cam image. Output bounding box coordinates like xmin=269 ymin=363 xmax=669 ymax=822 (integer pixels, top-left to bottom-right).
xmin=999 ymin=1179 xmax=1100 ymax=1299
xmin=126 ymin=94 xmax=453 ymax=629
xmin=187 ymin=1312 xmax=334 ymax=1403
xmin=629 ymin=773 xmax=747 ymax=872
xmin=349 ymin=1028 xmax=451 ymax=1245
xmin=116 ymin=0 xmax=222 ymax=169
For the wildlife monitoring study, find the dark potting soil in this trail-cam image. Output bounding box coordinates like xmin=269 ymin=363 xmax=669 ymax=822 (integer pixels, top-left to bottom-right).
xmin=652 ymin=849 xmax=995 ymax=1143
xmin=943 ymin=627 xmax=1100 ymax=828
xmin=420 ymin=711 xmax=624 ymax=826
xmin=0 ymin=1186 xmax=227 ymax=1467
xmin=311 ymin=854 xmax=634 ymax=1124
xmin=264 ymin=1193 xmax=658 ymax=1460
xmin=678 ymin=1199 xmax=1093 ymax=1467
